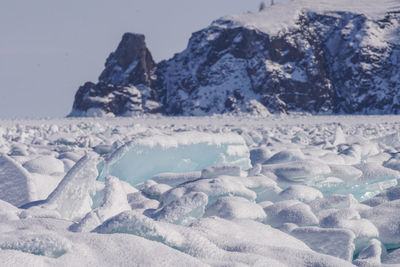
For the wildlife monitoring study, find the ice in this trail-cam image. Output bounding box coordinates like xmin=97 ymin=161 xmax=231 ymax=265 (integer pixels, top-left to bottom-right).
xmin=153 ymin=191 xmax=208 ymax=224
xmin=141 ymin=180 xmax=171 ymax=200
xmin=3 ymin=116 xmax=400 ymax=265
xmin=264 ymin=200 xmax=319 ymax=227
xmin=22 ymin=155 xmax=64 ymax=175
xmin=382 ymin=248 xmax=400 ymax=264
xmin=204 ymin=196 xmax=266 ymax=220
xmin=278 ymin=185 xmax=323 ymax=202
xmin=99 ymin=132 xmax=251 ymax=185
xmin=0 ymin=231 xmax=72 ymax=258
xmin=353 ymin=239 xmax=386 ymax=266
xmin=94 ymin=211 xmax=185 ymax=247
xmin=190 ymin=217 xmax=354 ymax=266
xmin=0 ymin=199 xmax=20 ymax=221
xmin=361 ymin=199 xmax=400 ymax=246
xmin=0 ymin=153 xmax=36 ymax=207
xmin=127 ymin=192 xmax=159 ymax=211
xmin=241 ymin=175 xmax=282 ymax=202
xmin=354 ymin=162 xmax=400 ymax=181
xmin=290 ymin=227 xmax=356 ymax=261
xmin=159 ymin=175 xmax=257 ymax=206
xmin=29 ymin=172 xmax=64 ymax=201
xmin=39 ymin=153 xmax=100 ymax=221
xmin=309 ymin=194 xmax=358 ymax=214
xmin=71 ymin=176 xmax=131 ymax=232
xmin=333 ymin=126 xmax=346 ymax=146
xmin=263 ymin=149 xmax=305 ymax=164
xmin=9 ymin=143 xmax=29 ymax=156
xmin=200 ymin=164 xmax=241 ymax=179
xmin=151 ymin=171 xmax=201 ymax=185
xmin=319 ymin=208 xmax=361 ymax=227
xmin=362 ymin=186 xmax=400 ymax=207
xmin=262 ymin=160 xmax=331 ymax=182
xmin=249 ymin=146 xmax=272 ymax=165
xmin=328 ymin=164 xmax=363 ymax=181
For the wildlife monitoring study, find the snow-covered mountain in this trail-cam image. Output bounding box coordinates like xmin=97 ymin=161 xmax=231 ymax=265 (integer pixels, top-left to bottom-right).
xmin=70 ymin=0 xmax=400 ymax=117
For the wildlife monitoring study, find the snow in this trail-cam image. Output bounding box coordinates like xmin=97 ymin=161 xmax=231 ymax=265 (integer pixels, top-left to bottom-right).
xmin=216 ymin=0 xmax=398 ymax=36
xmin=290 ymin=226 xmax=356 ymax=261
xmin=1 ymin=115 xmax=400 ymax=265
xmin=204 ymin=196 xmax=266 ymax=221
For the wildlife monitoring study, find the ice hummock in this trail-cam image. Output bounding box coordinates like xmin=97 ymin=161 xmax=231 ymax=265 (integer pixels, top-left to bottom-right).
xmin=40 ymin=153 xmax=100 ymax=221
xmin=98 ymin=132 xmax=251 ymax=186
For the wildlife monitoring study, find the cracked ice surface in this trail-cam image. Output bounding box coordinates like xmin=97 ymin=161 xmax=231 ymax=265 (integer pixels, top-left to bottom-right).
xmin=1 ymin=115 xmax=400 ymax=265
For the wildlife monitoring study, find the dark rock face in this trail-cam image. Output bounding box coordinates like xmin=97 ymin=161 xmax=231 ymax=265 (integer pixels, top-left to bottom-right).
xmin=71 ymin=33 xmax=161 ymax=116
xmin=99 ymin=33 xmax=155 ymax=87
xmin=70 ymin=9 xmax=400 ymax=117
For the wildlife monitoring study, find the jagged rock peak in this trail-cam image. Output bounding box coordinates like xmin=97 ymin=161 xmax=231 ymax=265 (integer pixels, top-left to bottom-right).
xmin=70 ymin=1 xmax=400 ymax=117
xmin=99 ymin=33 xmax=156 ymax=87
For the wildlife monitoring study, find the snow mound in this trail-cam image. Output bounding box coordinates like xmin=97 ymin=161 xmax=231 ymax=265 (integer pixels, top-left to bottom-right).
xmin=204 ymin=196 xmax=266 ymax=220
xmin=22 ymin=156 xmax=64 ymax=175
xmin=290 ymin=226 xmax=356 ymax=261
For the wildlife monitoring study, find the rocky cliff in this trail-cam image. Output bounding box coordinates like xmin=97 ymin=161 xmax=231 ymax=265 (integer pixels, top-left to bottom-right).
xmin=70 ymin=0 xmax=400 ymax=117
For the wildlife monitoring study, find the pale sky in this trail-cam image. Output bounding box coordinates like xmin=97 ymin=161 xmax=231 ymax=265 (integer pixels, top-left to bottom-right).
xmin=0 ymin=0 xmax=281 ymax=118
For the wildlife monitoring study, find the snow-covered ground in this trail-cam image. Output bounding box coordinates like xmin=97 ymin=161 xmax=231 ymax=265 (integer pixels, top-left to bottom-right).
xmin=1 ymin=115 xmax=400 ymax=266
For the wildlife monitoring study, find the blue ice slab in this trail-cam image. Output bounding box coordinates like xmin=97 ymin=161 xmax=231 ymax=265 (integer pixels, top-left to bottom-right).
xmin=98 ymin=132 xmax=251 ymax=186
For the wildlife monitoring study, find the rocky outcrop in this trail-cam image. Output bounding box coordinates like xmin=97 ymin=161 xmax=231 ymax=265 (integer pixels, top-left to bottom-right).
xmin=70 ymin=33 xmax=161 ymax=116
xmin=70 ymin=1 xmax=400 ymax=117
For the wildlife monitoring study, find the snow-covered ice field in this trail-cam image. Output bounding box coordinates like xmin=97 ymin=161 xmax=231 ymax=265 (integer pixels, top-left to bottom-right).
xmin=1 ymin=115 xmax=400 ymax=266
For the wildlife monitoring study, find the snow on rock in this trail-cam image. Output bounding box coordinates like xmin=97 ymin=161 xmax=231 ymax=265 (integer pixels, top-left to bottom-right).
xmin=290 ymin=226 xmax=356 ymax=261
xmin=204 ymin=196 xmax=266 ymax=221
xmin=39 ymin=153 xmax=100 ymax=221
xmin=0 ymin=153 xmax=36 ymax=207
xmin=70 ymin=176 xmax=131 ymax=232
